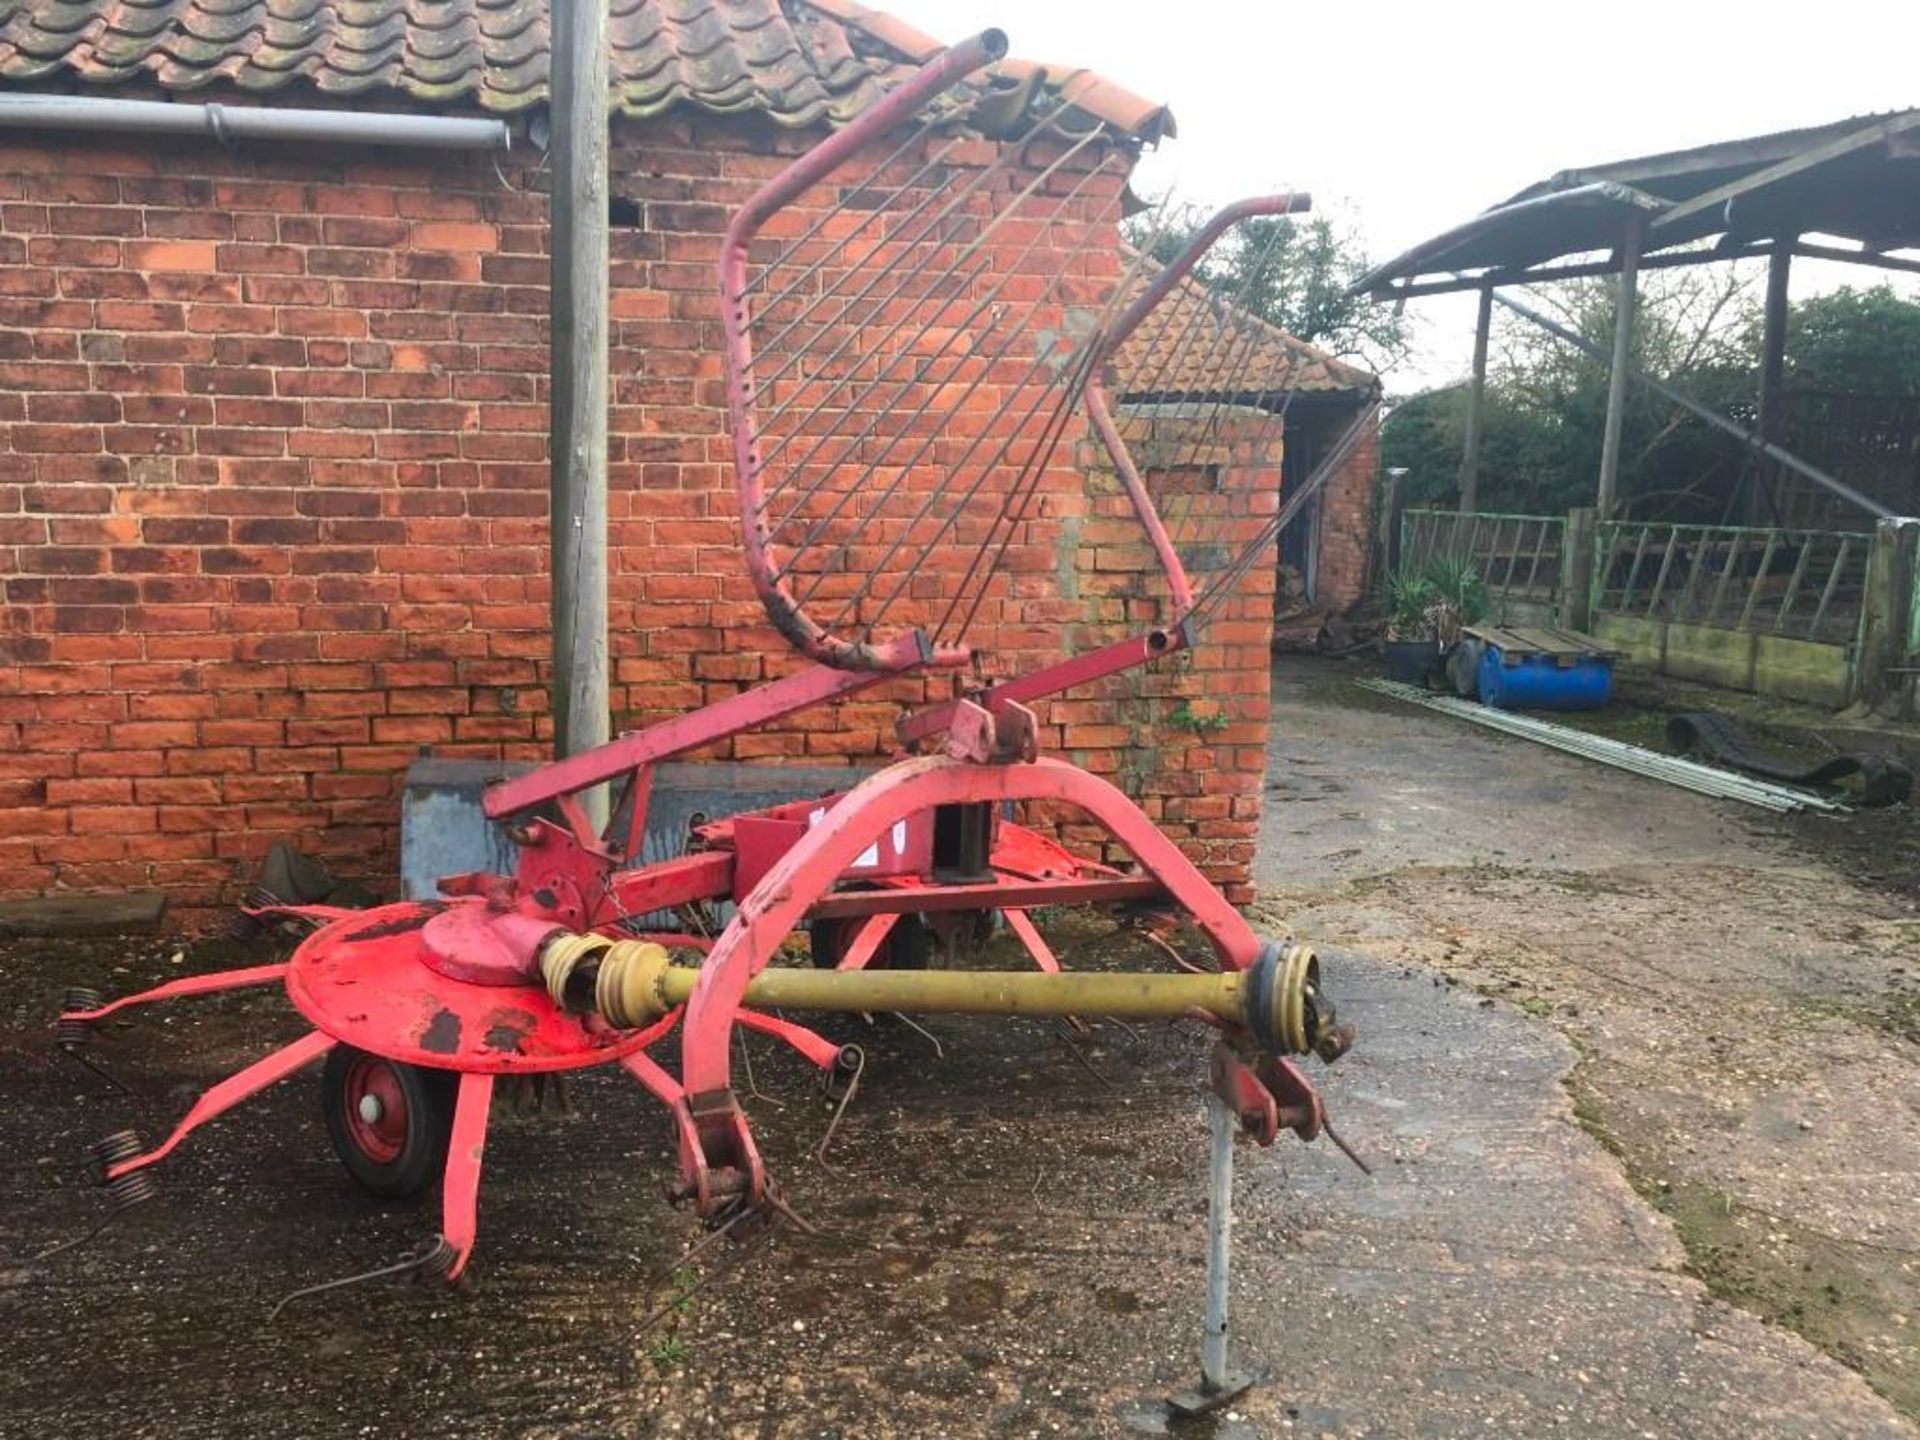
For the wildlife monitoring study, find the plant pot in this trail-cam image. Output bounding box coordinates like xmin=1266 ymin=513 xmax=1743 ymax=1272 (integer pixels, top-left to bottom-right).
xmin=1383 ymin=639 xmax=1435 ymax=685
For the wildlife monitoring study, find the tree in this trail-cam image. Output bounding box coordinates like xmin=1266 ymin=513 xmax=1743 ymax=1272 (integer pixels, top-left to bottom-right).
xmin=1767 ymin=284 xmax=1920 ymax=397
xmin=1124 ymin=201 xmax=1410 ymax=375
xmin=1384 ymin=269 xmax=1760 ymax=519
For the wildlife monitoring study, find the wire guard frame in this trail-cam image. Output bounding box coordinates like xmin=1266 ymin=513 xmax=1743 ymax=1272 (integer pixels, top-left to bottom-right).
xmin=720 ymin=31 xmax=1329 ymax=686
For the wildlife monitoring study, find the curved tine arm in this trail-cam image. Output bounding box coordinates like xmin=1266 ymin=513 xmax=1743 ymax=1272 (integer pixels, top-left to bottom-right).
xmin=1100 ymin=192 xmax=1312 ymax=357
xmin=61 ymin=963 xmax=290 ymax=1024
xmin=1084 ymin=193 xmax=1311 ymax=623
xmin=719 ymin=31 xmax=1008 ymax=674
xmin=1086 ymin=381 xmax=1197 ymax=615
xmin=440 ymin=1072 xmax=494 ymax=1281
xmin=104 ymin=1030 xmax=335 ymax=1178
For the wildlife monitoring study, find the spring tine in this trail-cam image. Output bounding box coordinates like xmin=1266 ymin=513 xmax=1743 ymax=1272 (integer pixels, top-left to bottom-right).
xmin=55 ymin=985 xmax=131 ymax=1093
xmin=30 ymin=1208 xmax=123 ymax=1263
xmin=1321 ymin=1115 xmax=1374 ymax=1176
xmin=56 ymin=1045 xmax=132 ymax=1094
xmin=816 ymin=1043 xmax=865 ymax=1169
xmin=760 ymin=1186 xmax=820 ymax=1236
xmin=888 ymin=1011 xmax=945 ymax=1059
xmin=761 ymin=145 xmax=1117 ymax=523
xmin=31 ymin=1129 xmax=160 ymax=1263
xmin=267 ymin=1235 xmax=455 ymax=1322
xmin=734 ymin=1024 xmax=784 ymax=1108
xmin=1102 ymin=1015 xmax=1145 ymax=1045
xmin=633 ymin=1219 xmax=761 ymax=1339
xmin=1052 ymin=1020 xmax=1115 ymax=1090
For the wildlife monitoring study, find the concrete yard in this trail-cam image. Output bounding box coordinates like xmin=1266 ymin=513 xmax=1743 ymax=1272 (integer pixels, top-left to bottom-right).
xmin=0 ymin=658 xmax=1915 ymax=1437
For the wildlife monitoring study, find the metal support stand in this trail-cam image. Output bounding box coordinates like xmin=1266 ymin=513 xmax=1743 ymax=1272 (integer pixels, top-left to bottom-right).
xmin=1167 ymin=1093 xmax=1258 ymax=1417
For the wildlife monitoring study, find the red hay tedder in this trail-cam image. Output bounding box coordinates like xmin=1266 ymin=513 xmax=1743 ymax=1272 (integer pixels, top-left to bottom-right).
xmin=52 ymin=27 xmax=1366 ymax=1395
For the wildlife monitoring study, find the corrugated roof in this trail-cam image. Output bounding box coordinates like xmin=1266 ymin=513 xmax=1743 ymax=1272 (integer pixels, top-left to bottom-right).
xmin=1357 ymin=107 xmax=1920 ymax=295
xmin=0 ymin=0 xmax=1174 ymax=137
xmin=1114 ymin=252 xmax=1378 ymax=400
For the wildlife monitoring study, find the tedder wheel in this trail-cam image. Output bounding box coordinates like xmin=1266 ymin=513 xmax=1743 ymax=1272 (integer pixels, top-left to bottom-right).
xmin=321 ymin=1045 xmax=457 ymax=1199
xmin=809 ymin=911 xmax=930 ymax=971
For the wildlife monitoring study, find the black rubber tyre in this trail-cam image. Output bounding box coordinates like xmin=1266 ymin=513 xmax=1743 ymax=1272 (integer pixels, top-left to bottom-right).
xmin=809 ymin=911 xmax=930 ymax=971
xmin=321 ymin=1044 xmax=457 ymax=1200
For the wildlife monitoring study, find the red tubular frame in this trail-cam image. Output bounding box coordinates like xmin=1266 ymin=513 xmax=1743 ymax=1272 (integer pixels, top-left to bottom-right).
xmin=678 ymin=755 xmax=1259 ymax=1075
xmin=717 ymin=29 xmax=1008 ymax=674
xmin=891 ymin=194 xmax=1313 ymax=747
xmin=661 ymin=754 xmax=1264 ymax=1207
xmin=62 ymin=964 xmax=290 ymax=1024
xmin=64 ymin=41 xmax=1352 ymax=1268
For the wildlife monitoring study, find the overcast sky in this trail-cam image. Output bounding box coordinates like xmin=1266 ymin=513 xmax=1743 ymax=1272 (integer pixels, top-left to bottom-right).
xmin=883 ymin=0 xmax=1919 ymax=392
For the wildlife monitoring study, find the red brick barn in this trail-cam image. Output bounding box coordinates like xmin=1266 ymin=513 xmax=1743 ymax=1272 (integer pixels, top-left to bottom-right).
xmin=1111 ymin=260 xmax=1382 ymax=621
xmin=0 ymin=0 xmax=1295 ymax=928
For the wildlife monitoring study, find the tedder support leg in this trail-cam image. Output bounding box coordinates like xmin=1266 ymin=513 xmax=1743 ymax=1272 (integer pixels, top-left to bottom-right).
xmin=1168 ymin=1092 xmax=1258 ymax=1416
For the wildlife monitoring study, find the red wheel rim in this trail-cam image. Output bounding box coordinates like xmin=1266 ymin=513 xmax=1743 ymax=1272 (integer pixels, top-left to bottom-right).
xmin=341 ymin=1055 xmax=408 ymax=1165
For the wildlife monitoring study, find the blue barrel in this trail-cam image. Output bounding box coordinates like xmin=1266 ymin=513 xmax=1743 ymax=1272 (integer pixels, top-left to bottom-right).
xmin=1476 ymin=644 xmax=1612 ymax=711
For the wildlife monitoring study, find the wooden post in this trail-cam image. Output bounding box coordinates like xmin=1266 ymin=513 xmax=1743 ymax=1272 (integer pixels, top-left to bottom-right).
xmin=1854 ymin=518 xmax=1916 ymax=711
xmin=1595 ymin=217 xmax=1643 ymax=521
xmin=1752 ymin=237 xmax=1794 ymax=524
xmin=1458 ymin=283 xmax=1493 ymax=514
xmin=549 ymin=0 xmax=611 ymax=826
xmin=1562 ymin=506 xmax=1596 ymax=633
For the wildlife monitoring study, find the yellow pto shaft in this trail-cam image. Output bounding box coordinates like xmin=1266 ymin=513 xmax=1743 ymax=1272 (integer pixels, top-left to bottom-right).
xmin=538 ymin=931 xmax=1345 ymax=1060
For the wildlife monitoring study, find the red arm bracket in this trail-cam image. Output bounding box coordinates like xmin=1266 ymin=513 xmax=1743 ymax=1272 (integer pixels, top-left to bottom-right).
xmin=896 ymin=626 xmax=1189 ymax=747
xmin=484 ymin=661 xmax=900 ymax=820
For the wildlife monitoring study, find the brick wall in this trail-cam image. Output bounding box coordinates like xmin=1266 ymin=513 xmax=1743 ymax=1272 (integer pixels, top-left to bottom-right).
xmin=1311 ymin=413 xmax=1379 ymax=613
xmin=0 ymin=112 xmax=1280 ymax=927
xmin=1078 ymin=408 xmax=1280 ymax=902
